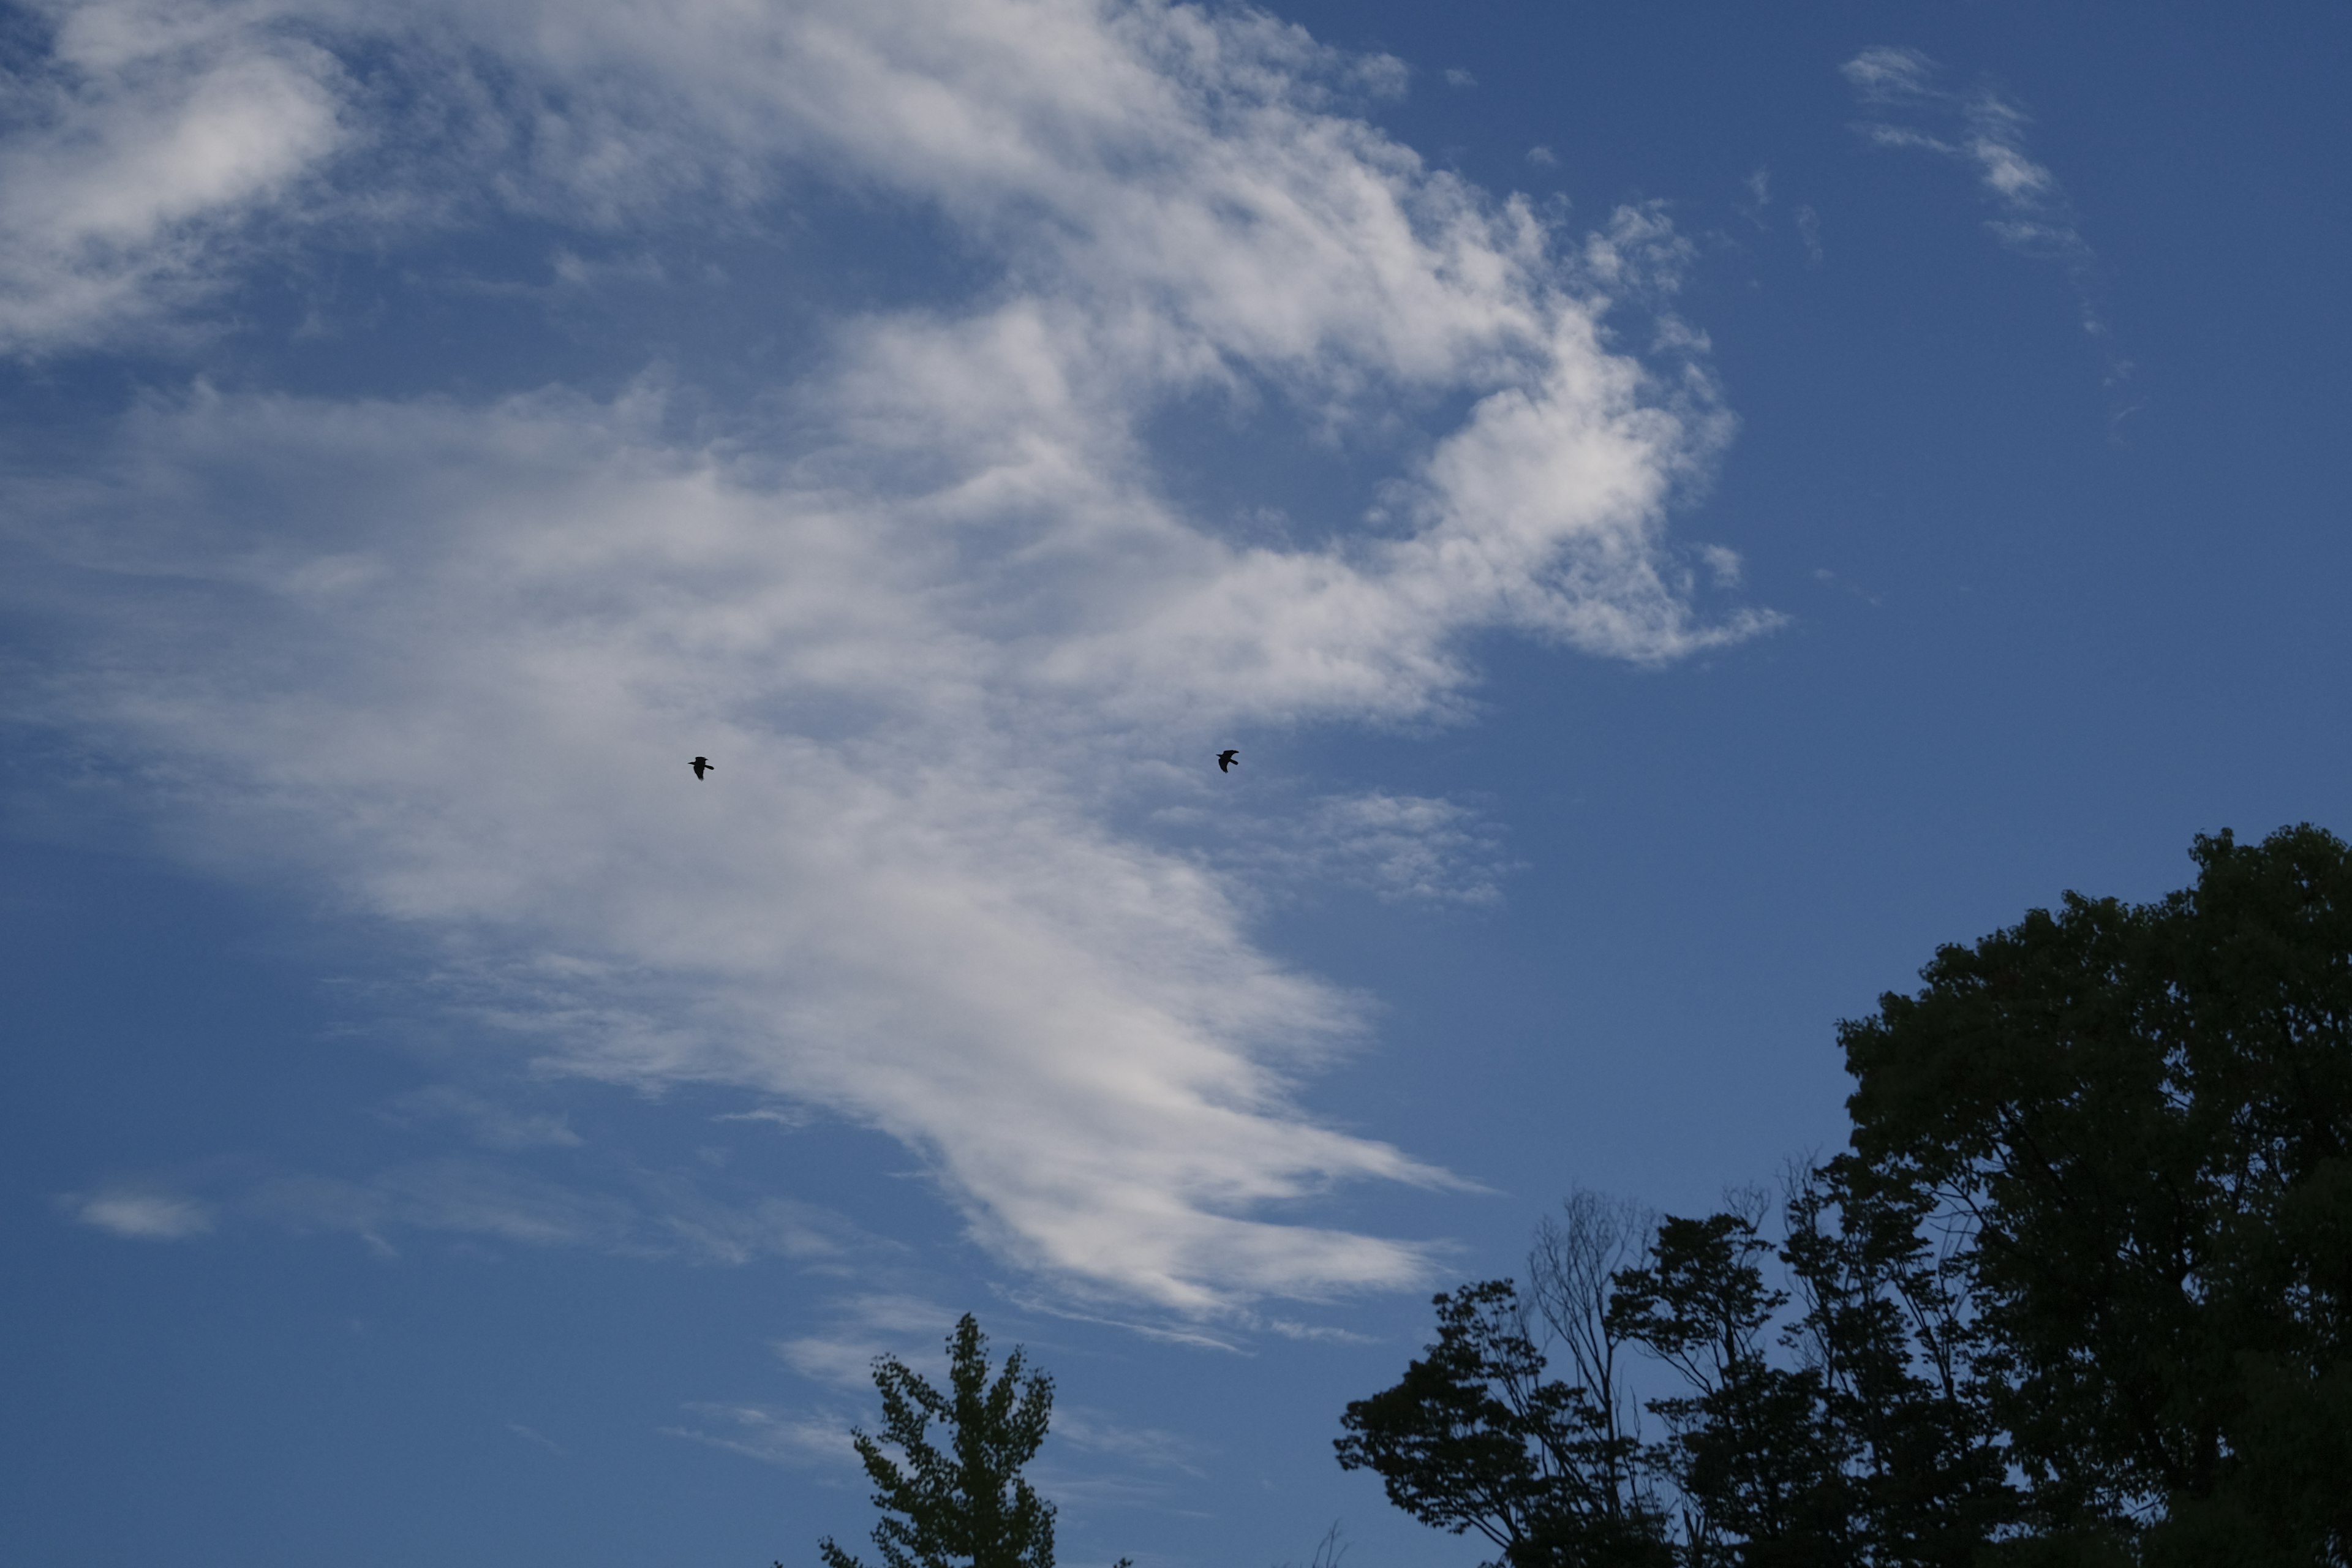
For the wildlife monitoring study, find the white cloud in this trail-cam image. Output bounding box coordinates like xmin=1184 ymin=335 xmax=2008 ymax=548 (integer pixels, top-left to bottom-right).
xmin=6 ymin=0 xmax=1776 ymax=1313
xmin=384 ymin=1085 xmax=582 ymax=1150
xmin=62 ymin=1186 xmax=217 ymax=1240
xmin=1794 ymin=203 xmax=1823 ymax=266
xmin=1311 ymin=793 xmax=1507 ymax=903
xmin=1052 ymin=1406 xmax=1207 ymax=1475
xmin=219 ymin=1156 xmax=864 ymax=1263
xmin=1211 ymin=791 xmax=1511 ymax=906
xmin=1841 ymin=47 xmax=2074 ymax=247
xmin=1840 ymin=43 xmax=1936 ymax=105
xmin=507 ymin=1422 xmax=566 ymax=1456
xmin=28 ymin=1148 xmax=846 ymax=1266
xmin=1841 ymin=43 xmax=2127 ymax=394
xmin=0 ymin=1 xmax=349 ymax=352
xmin=712 ymin=1105 xmax=817 ymax=1131
xmin=1697 ymin=543 xmax=1743 ymax=589
xmin=1577 ymin=200 xmax=1698 ymax=303
xmin=1262 ymin=1316 xmax=1376 ymax=1344
xmin=775 ymin=1295 xmax=962 ymax=1388
xmin=662 ymin=1403 xmax=855 ymax=1469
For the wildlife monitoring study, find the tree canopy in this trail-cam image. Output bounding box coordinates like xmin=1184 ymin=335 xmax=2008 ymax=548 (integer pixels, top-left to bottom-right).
xmin=1341 ymin=824 xmax=2352 ymax=1567
xmin=813 ymin=1314 xmax=1126 ymax=1568
xmin=1842 ymin=824 xmax=2352 ymax=1562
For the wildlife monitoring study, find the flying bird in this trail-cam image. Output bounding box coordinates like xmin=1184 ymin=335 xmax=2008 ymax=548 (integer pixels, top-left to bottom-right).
xmin=690 ymin=756 xmax=714 ymax=780
xmin=1216 ymin=749 xmax=1239 ymax=772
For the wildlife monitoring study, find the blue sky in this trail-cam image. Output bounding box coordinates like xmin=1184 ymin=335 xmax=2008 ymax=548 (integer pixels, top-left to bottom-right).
xmin=3 ymin=1 xmax=2348 ymax=1564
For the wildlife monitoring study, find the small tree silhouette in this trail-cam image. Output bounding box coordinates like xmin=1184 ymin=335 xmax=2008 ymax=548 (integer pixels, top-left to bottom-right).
xmin=807 ymin=1313 xmax=1128 ymax=1568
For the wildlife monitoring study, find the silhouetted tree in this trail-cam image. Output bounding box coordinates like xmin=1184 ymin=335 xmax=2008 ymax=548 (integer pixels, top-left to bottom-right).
xmin=1344 ymin=825 xmax=2352 ymax=1568
xmin=810 ymin=1313 xmax=1129 ymax=1568
xmin=1840 ymin=824 xmax=2352 ymax=1565
xmin=1336 ymin=1275 xmax=1675 ymax=1567
xmin=1605 ymin=1201 xmax=1858 ymax=1566
xmin=1776 ymin=1159 xmax=2015 ymax=1565
xmin=1271 ymin=1520 xmax=1351 ymax=1568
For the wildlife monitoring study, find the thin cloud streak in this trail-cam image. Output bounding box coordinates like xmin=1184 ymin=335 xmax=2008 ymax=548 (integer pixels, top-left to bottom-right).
xmin=7 ymin=0 xmax=1777 ymax=1312
xmin=1843 ymin=46 xmax=2084 ymax=262
xmin=383 ymin=1085 xmax=583 ymax=1151
xmin=1841 ymin=44 xmax=2132 ymax=404
xmin=252 ymin=1158 xmax=864 ymax=1264
xmin=58 ymin=1154 xmax=873 ymax=1264
xmin=775 ymin=1294 xmax=963 ymax=1389
xmin=662 ymin=1403 xmax=856 ymax=1470
xmin=61 ymin=1186 xmax=217 ymax=1240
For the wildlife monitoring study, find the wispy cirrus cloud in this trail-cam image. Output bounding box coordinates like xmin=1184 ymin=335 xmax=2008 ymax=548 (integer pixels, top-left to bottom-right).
xmin=1843 ymin=46 xmax=2085 ymax=262
xmin=383 ymin=1084 xmax=582 ymax=1150
xmin=774 ymin=1294 xmax=963 ymax=1389
xmin=507 ymin=1422 xmax=566 ymax=1457
xmin=756 ymin=1300 xmax=1216 ymax=1513
xmin=1213 ymin=791 xmax=1513 ymax=907
xmin=258 ymin=1159 xmax=866 ymax=1264
xmin=61 ymin=1186 xmax=217 ymax=1240
xmin=61 ymin=1155 xmax=872 ymax=1264
xmin=1841 ymin=45 xmax=2131 ymax=403
xmin=7 ymin=0 xmax=1774 ymax=1313
xmin=1051 ymin=1406 xmax=1208 ymax=1476
xmin=662 ymin=1403 xmax=856 ymax=1470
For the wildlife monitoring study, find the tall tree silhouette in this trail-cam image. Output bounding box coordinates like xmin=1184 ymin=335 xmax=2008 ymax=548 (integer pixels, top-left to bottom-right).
xmin=811 ymin=1313 xmax=1128 ymax=1568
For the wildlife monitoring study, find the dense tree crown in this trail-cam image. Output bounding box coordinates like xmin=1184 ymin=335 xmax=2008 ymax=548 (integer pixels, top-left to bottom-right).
xmin=812 ymin=1314 xmax=1128 ymax=1568
xmin=1341 ymin=825 xmax=2352 ymax=1567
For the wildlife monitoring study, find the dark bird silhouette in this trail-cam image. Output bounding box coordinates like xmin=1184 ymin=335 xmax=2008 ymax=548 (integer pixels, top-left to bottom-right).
xmin=1216 ymin=749 xmax=1239 ymax=773
xmin=690 ymin=756 xmax=714 ymax=780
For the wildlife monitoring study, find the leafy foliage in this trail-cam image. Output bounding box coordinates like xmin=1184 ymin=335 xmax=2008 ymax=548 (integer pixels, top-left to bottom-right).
xmin=813 ymin=1313 xmax=1126 ymax=1568
xmin=1343 ymin=825 xmax=2352 ymax=1568
xmin=1777 ymin=1161 xmax=2015 ymax=1564
xmin=1841 ymin=824 xmax=2352 ymax=1564
xmin=1607 ymin=1205 xmax=1856 ymax=1565
xmin=1336 ymin=1276 xmax=1673 ymax=1567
